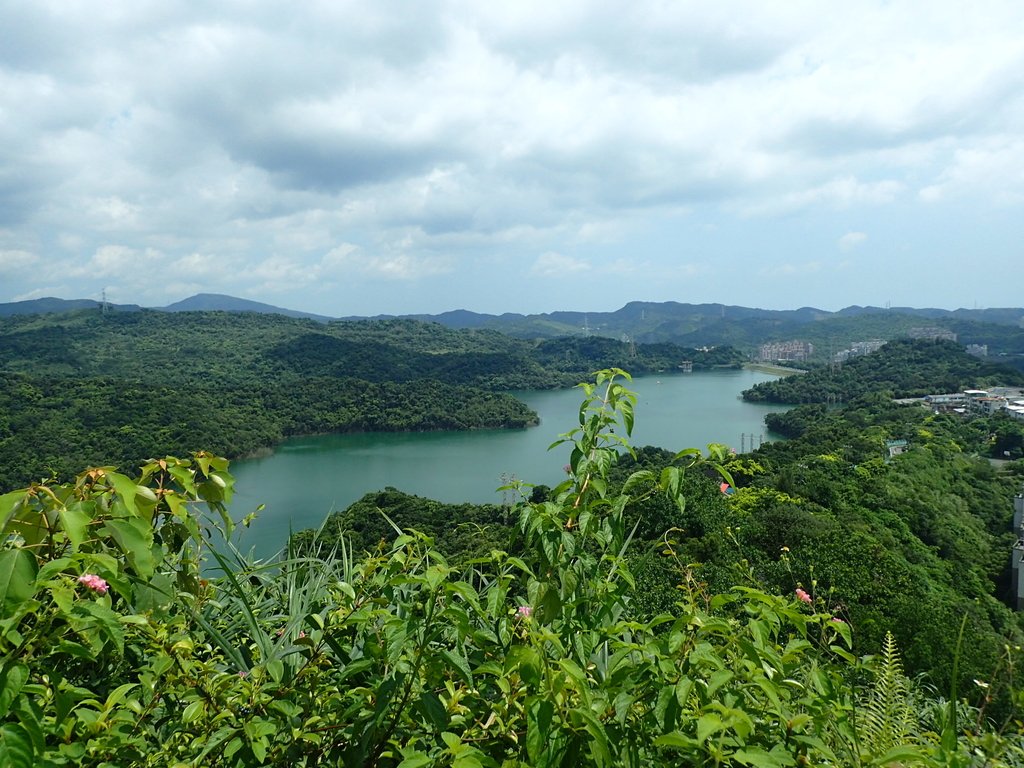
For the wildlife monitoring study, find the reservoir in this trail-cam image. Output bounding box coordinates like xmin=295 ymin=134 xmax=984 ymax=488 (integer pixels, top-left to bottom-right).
xmin=231 ymin=369 xmax=787 ymax=557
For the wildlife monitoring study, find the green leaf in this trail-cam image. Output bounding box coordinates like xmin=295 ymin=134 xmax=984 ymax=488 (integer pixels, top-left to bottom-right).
xmin=58 ymin=504 xmax=92 ymax=551
xmin=536 ymin=583 xmax=562 ymax=624
xmin=654 ymin=731 xmax=699 ymax=751
xmin=397 ymin=753 xmax=433 ymax=768
xmin=103 ymin=518 xmax=156 ymax=578
xmin=871 ymin=745 xmax=929 ymax=766
xmin=106 ymin=472 xmax=139 ymax=516
xmin=0 ymin=723 xmax=33 ymax=768
xmin=674 ymin=676 xmax=694 ymax=708
xmin=706 ymin=668 xmax=735 ymax=696
xmin=697 ymin=713 xmax=724 ymax=743
xmin=0 ymin=662 xmax=28 ymax=718
xmin=621 ymin=470 xmax=655 ymax=494
xmin=223 ymin=736 xmax=244 ymax=760
xmin=414 ymin=691 xmax=449 ymax=732
xmin=251 ymin=738 xmax=267 ymax=764
xmin=507 ymin=646 xmax=542 ymax=687
xmin=829 ymin=617 xmax=853 ymax=649
xmin=828 ymin=644 xmax=857 ymax=664
xmin=0 ymin=549 xmax=37 ymax=609
xmin=620 ymin=399 xmax=634 ymax=436
xmin=440 ymin=731 xmax=461 ymax=751
xmin=35 ymin=557 xmax=72 ymax=584
xmin=655 ymin=684 xmax=680 ymax=731
xmin=266 ymin=659 xmax=284 ymax=684
xmin=8 ymin=697 xmax=42 ymax=759
xmin=574 ymin=707 xmax=611 ymax=767
xmin=733 ymin=746 xmax=789 ymax=768
xmin=0 ymin=491 xmax=27 ymax=532
xmin=182 ymin=700 xmax=205 ymax=723
xmin=439 ymin=648 xmax=473 ymax=687
xmin=75 ymin=600 xmax=126 ymax=655
xmin=527 ymin=698 xmax=553 ymax=764
xmin=101 ymin=683 xmax=138 ymax=714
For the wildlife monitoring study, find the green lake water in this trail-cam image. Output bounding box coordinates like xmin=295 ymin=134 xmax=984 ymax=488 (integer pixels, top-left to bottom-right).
xmin=230 ymin=369 xmax=787 ymax=557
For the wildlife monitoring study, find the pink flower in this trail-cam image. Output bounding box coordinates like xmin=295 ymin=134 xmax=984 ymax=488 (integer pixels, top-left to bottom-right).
xmin=77 ymin=573 xmax=109 ymax=595
xmin=795 ymin=588 xmax=812 ymax=604
xmin=831 ymin=617 xmax=846 ymax=624
xmin=516 ymin=605 xmax=533 ymax=620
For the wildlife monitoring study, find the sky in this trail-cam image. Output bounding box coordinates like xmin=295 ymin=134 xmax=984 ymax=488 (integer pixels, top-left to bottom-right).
xmin=2 ymin=2 xmax=1023 ymax=317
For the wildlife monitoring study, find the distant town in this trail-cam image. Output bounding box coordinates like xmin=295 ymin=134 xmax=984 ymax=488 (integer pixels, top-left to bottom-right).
xmin=757 ymin=329 xmax=1022 ymax=422
xmin=756 ymin=327 xmax=975 ymax=365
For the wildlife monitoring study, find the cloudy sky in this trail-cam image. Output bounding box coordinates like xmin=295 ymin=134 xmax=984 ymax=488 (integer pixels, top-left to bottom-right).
xmin=2 ymin=2 xmax=1023 ymax=316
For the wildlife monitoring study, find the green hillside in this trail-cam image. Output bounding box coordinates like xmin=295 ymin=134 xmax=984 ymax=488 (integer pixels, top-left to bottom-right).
xmin=0 ymin=308 xmax=739 ymax=491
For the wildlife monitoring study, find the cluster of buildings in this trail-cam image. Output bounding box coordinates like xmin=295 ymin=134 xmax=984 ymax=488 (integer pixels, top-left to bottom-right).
xmin=924 ymin=388 xmax=1024 ymax=421
xmin=832 ymin=339 xmax=886 ymax=363
xmin=757 ymin=340 xmax=814 ymax=363
xmin=760 ymin=332 xmax=973 ymax=365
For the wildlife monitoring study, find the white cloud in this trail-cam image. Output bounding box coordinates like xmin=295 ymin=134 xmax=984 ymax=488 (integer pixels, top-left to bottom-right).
xmin=759 ymin=261 xmax=823 ymax=277
xmin=72 ymin=245 xmax=154 ymax=278
xmin=321 ymin=245 xmax=454 ymax=280
xmin=530 ymin=252 xmax=591 ymax=277
xmin=919 ymin=137 xmax=1024 ymax=203
xmin=0 ymin=249 xmax=39 ymax=274
xmin=742 ymin=177 xmax=903 ymax=216
xmin=249 ymin=255 xmax=318 ymax=286
xmin=838 ymin=232 xmax=867 ymax=251
xmin=172 ymin=251 xmax=237 ymax=280
xmin=86 ymin=197 xmax=140 ymax=227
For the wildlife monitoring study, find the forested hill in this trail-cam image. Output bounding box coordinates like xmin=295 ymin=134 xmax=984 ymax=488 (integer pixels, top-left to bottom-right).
xmin=0 ymin=309 xmax=740 ymax=490
xmin=742 ymin=338 xmax=1024 ymax=404
xmin=8 ymin=294 xmax=1024 ymax=366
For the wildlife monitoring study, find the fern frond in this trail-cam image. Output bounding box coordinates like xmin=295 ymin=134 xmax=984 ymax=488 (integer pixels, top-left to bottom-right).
xmin=856 ymin=631 xmax=926 ymax=761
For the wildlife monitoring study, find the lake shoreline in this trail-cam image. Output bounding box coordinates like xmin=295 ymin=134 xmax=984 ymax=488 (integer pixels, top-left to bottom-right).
xmin=743 ymin=362 xmax=807 ymax=376
xmin=231 ymin=369 xmax=790 ymax=557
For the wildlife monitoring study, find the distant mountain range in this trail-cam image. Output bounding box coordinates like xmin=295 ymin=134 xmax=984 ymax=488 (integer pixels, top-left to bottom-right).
xmin=3 ymin=294 xmax=1023 ymax=356
xmin=0 ymin=293 xmax=330 ymax=322
xmin=160 ymin=293 xmax=335 ymax=322
xmin=0 ymin=297 xmax=144 ymax=316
